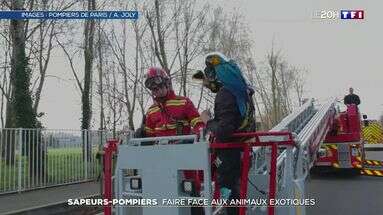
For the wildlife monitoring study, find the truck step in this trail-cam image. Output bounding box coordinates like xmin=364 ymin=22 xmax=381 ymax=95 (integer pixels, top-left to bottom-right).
xmin=364 ymin=159 xmax=383 ymax=167
xmin=360 ymin=169 xmax=383 ymax=177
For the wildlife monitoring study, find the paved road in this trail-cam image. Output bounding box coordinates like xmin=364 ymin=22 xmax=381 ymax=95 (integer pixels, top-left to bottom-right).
xmin=307 ymin=151 xmax=383 ymax=215
xmin=0 ymin=181 xmax=100 ymax=214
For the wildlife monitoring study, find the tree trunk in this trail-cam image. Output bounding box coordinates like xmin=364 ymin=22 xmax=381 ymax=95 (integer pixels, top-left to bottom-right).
xmin=271 ymin=63 xmax=278 ymax=125
xmin=82 ymin=0 xmax=96 ymax=163
xmin=33 ymin=20 xmax=54 ymax=115
xmin=10 ymin=1 xmax=35 ymax=129
xmin=7 ymin=0 xmax=27 ymax=166
xmin=3 ymin=100 xmax=15 ymax=164
xmin=97 ymin=22 xmax=105 ymax=131
xmin=9 ymin=0 xmax=45 ymax=181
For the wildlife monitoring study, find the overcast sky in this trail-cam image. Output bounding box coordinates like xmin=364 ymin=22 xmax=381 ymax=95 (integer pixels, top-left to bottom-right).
xmin=229 ymin=0 xmax=382 ymax=116
xmin=38 ymin=0 xmax=382 ymax=129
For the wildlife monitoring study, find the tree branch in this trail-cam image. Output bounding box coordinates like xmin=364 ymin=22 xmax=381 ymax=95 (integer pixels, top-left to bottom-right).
xmin=55 ymin=35 xmax=83 ymax=93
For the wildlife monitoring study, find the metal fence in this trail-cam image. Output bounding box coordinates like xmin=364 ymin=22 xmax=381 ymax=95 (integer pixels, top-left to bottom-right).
xmin=0 ymin=128 xmax=112 ymax=194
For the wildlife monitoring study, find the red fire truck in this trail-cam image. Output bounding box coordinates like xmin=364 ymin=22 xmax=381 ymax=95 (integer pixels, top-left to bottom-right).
xmin=315 ymin=104 xmax=364 ymax=173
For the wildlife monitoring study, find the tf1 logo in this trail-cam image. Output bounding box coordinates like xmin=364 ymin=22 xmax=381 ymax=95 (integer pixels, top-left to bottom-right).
xmin=313 ymin=10 xmax=364 ymax=20
xmin=341 ymin=10 xmax=364 ymax=19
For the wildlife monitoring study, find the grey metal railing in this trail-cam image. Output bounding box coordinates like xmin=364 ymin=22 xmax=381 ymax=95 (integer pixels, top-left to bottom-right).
xmin=0 ymin=128 xmax=112 ymax=194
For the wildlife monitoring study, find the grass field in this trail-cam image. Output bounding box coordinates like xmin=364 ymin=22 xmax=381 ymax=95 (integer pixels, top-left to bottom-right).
xmin=0 ymin=147 xmax=101 ymax=193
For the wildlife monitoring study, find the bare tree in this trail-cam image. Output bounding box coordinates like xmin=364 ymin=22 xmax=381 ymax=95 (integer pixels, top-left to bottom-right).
xmin=291 ymin=66 xmax=307 ymax=106
xmin=145 ymin=0 xmax=171 ymax=73
xmin=278 ymin=61 xmax=292 ymax=114
xmin=80 ymin=0 xmax=96 ymax=164
xmin=7 ymin=0 xmax=35 ymax=129
xmin=0 ymin=23 xmax=11 ymax=128
xmin=3 ymin=0 xmax=34 ymax=167
xmin=103 ymin=63 xmax=123 ymax=137
xmin=173 ymin=0 xmax=209 ymax=97
xmin=82 ymin=0 xmax=96 ymax=131
xmin=53 ymin=0 xmax=96 ymax=162
xmin=29 ymin=1 xmax=61 ymax=121
xmin=267 ymin=45 xmax=280 ymax=125
xmin=96 ymin=21 xmax=105 ymax=131
xmin=0 ymin=0 xmax=45 ymax=183
xmin=104 ymin=20 xmax=136 ymax=130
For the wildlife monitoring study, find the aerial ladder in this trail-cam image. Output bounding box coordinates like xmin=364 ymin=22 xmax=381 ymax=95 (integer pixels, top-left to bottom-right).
xmin=101 ymin=99 xmax=381 ymax=215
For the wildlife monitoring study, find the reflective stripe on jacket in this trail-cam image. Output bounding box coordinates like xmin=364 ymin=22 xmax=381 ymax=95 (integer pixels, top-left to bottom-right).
xmin=144 ymin=91 xmax=204 ymax=137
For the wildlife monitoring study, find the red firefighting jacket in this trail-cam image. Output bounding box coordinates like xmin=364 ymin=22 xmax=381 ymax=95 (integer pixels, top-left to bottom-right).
xmin=144 ymin=90 xmax=205 ymax=191
xmin=144 ymin=90 xmax=204 ymax=137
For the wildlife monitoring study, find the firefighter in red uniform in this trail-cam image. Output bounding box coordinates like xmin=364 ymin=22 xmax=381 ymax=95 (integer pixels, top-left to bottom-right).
xmin=141 ymin=67 xmax=204 ymax=138
xmin=139 ymin=67 xmax=204 ymax=215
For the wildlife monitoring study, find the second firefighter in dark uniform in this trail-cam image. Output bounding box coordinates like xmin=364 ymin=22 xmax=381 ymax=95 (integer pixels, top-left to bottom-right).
xmin=195 ymin=52 xmax=256 ymax=215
